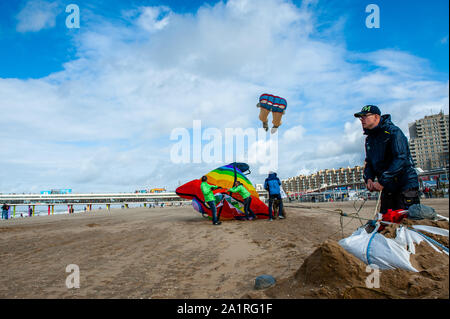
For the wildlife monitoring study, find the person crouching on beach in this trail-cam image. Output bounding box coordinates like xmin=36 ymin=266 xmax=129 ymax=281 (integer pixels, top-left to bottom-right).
xmin=200 ymin=176 xmax=222 ymax=225
xmin=228 ymin=181 xmax=256 ymax=220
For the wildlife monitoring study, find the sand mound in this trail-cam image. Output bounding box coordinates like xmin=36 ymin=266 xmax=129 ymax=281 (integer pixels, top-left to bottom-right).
xmin=295 ymin=240 xmax=367 ymax=289
xmin=246 ymin=237 xmax=449 ymax=299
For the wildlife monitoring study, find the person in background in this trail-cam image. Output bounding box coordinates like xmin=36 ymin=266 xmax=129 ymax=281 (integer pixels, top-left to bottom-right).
xmin=1 ymin=203 xmax=9 ymax=220
xmin=264 ymin=171 xmax=285 ymax=221
xmin=228 ymin=181 xmax=256 ymax=220
xmin=423 ymin=186 xmax=429 ymax=198
xmin=200 ymin=175 xmax=222 ymax=225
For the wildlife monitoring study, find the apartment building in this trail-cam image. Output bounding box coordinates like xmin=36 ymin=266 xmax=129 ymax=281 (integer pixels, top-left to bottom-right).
xmin=409 ymin=111 xmax=449 ymax=170
xmin=281 ymin=166 xmax=365 ymax=194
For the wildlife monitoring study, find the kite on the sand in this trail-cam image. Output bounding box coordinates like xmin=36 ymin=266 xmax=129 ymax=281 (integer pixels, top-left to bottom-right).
xmin=176 ymin=163 xmax=269 ymax=220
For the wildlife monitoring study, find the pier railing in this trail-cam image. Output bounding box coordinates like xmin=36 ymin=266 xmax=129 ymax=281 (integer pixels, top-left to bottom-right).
xmin=0 ymin=191 xmax=269 ymax=206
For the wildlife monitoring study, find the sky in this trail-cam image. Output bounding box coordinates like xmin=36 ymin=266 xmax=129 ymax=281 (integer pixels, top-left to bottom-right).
xmin=0 ymin=0 xmax=448 ymax=193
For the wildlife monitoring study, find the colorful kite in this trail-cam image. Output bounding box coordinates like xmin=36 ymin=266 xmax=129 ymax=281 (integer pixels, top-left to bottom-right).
xmin=205 ymin=162 xmax=259 ymax=198
xmin=257 ymin=93 xmax=287 ymax=134
xmin=176 ymin=163 xmax=269 ymax=220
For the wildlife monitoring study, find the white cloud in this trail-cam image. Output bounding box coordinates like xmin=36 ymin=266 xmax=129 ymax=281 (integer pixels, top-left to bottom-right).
xmin=362 ymin=49 xmax=431 ymax=76
xmin=283 ymin=125 xmax=306 ymax=142
xmin=16 ymin=0 xmax=59 ymax=33
xmin=136 ymin=6 xmax=172 ymax=32
xmin=1 ymin=0 xmax=448 ymax=193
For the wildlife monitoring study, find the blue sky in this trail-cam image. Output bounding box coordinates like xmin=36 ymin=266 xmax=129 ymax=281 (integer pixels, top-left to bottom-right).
xmin=314 ymin=0 xmax=448 ymax=75
xmin=1 ymin=0 xmax=448 ymax=79
xmin=0 ymin=0 xmax=448 ymax=193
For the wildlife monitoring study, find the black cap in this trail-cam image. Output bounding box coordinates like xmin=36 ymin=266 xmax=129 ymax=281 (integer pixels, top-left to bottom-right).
xmin=354 ymin=105 xmax=381 ymax=117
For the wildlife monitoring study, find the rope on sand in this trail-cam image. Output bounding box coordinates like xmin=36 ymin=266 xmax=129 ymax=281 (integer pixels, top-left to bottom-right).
xmin=313 ymin=201 xmax=368 ymax=238
xmin=285 ymin=200 xmax=371 ymax=239
xmin=298 ymin=194 xmax=388 ymax=240
xmin=285 ymin=191 xmax=413 ymax=240
xmin=408 ymin=228 xmax=449 ymax=254
xmin=342 ymin=286 xmax=399 ymax=299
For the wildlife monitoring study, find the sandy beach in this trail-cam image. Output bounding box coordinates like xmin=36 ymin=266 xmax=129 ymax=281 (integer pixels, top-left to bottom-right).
xmin=0 ymin=198 xmax=448 ymax=299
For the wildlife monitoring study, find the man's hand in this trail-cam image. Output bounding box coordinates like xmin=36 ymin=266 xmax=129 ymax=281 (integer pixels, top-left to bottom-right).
xmin=366 ymin=179 xmax=375 ymax=191
xmin=372 ymin=182 xmax=384 ymax=192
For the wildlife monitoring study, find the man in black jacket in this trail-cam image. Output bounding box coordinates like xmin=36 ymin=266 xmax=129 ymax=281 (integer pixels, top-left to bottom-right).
xmin=354 ymin=105 xmax=420 ymax=214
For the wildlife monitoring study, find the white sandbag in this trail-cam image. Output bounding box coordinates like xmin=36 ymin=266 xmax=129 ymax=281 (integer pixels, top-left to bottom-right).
xmin=394 ymin=226 xmax=420 ymax=254
xmin=339 ymin=226 xmax=418 ymax=272
xmin=412 ymin=225 xmax=449 ymax=237
xmin=338 ymin=227 xmax=371 ymax=263
xmin=280 ymin=187 xmax=287 ymax=199
xmin=407 ymin=228 xmax=446 ymax=254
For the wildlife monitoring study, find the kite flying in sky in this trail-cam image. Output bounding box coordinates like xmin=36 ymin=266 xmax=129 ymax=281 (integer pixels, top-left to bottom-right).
xmin=257 ymin=93 xmax=287 ymax=134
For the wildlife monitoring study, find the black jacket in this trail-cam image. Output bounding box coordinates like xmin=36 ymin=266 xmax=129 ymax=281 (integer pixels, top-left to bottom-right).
xmin=363 ymin=114 xmax=419 ymax=192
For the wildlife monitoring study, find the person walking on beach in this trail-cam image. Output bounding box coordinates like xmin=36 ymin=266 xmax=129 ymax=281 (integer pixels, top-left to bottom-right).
xmin=28 ymin=206 xmax=32 ymax=217
xmin=1 ymin=203 xmax=9 ymax=220
xmin=424 ymin=186 xmax=432 ymax=199
xmin=200 ymin=176 xmax=222 ymax=225
xmin=264 ymin=171 xmax=285 ymax=221
xmin=354 ymin=105 xmax=420 ymax=214
xmin=228 ymin=181 xmax=256 ymax=220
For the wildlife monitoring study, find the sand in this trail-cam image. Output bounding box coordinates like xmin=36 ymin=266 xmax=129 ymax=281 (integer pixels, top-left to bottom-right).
xmin=0 ymin=198 xmax=448 ymax=299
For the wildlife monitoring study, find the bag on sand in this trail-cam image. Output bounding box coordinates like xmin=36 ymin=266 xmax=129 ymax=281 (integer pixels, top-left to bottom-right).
xmin=407 ymin=204 xmax=437 ymax=220
xmin=339 ymin=226 xmax=420 ymax=272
